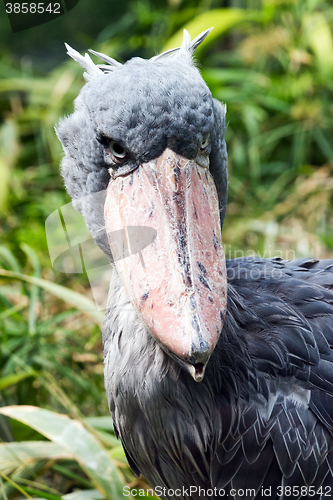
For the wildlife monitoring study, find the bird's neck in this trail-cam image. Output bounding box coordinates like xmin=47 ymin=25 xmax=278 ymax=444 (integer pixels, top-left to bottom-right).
xmin=102 ymin=270 xmax=255 ymax=412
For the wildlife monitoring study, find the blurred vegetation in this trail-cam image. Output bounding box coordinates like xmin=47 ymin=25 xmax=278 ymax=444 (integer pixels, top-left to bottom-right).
xmin=0 ymin=0 xmax=333 ymax=498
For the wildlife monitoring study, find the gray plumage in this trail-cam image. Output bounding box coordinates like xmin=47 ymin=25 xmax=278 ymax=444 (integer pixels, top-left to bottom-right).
xmin=56 ymin=30 xmax=333 ymax=498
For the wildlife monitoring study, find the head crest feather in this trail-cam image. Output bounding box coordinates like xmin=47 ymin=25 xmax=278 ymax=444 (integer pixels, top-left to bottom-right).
xmin=65 ymin=43 xmax=103 ymax=81
xmin=65 ymin=28 xmax=213 ymax=79
xmin=150 ymin=28 xmax=213 ymax=62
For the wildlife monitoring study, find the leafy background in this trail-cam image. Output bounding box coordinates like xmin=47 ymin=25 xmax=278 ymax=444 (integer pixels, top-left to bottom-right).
xmin=0 ymin=0 xmax=333 ymax=498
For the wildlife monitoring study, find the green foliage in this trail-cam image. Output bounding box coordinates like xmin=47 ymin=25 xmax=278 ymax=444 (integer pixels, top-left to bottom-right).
xmin=0 ymin=406 xmax=125 ymax=500
xmin=201 ymin=0 xmax=333 ymax=258
xmin=1 ymin=0 xmax=333 ymax=497
xmin=0 ymin=407 xmax=131 ymax=499
xmin=0 ymin=246 xmax=106 ymax=416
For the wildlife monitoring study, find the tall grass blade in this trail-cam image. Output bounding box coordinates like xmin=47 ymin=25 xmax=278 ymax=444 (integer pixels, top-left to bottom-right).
xmin=163 ymin=9 xmax=263 ymax=52
xmin=62 ymin=491 xmax=103 ymax=499
xmin=0 ymin=270 xmax=104 ymax=326
xmin=0 ymin=441 xmax=73 ymax=473
xmin=20 ymin=243 xmax=41 ymax=335
xmin=0 ymin=246 xmax=21 ymax=273
xmin=0 ymin=372 xmax=34 ymax=390
xmin=0 ymin=406 xmax=125 ymax=500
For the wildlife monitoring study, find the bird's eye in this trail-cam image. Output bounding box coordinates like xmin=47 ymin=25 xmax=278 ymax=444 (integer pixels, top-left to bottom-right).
xmin=200 ymin=136 xmax=210 ymax=151
xmin=110 ymin=140 xmax=127 ymax=159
